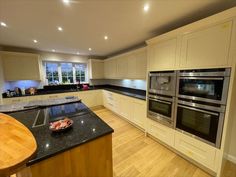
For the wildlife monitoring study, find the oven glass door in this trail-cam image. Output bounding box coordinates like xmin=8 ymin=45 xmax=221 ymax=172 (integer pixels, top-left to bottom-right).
xmin=149 ymin=75 xmax=175 ymax=94
xmin=176 ymin=105 xmax=220 ymax=144
xmin=178 ymin=77 xmax=224 ymax=101
xmin=148 ymin=98 xmax=172 ymax=120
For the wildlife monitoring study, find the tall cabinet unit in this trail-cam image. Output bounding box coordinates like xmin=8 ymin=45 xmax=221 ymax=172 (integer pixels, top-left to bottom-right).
xmin=146 ymin=8 xmax=236 ymax=177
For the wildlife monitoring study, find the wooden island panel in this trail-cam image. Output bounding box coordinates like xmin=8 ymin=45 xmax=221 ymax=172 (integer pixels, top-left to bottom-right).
xmin=16 ymin=134 xmax=113 ymax=177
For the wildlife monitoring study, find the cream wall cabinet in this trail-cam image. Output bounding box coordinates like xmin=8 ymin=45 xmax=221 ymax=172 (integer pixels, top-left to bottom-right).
xmin=104 ymin=47 xmax=147 ymax=79
xmin=180 ymin=21 xmax=233 ymax=68
xmin=147 ymin=118 xmax=175 ymax=147
xmin=148 ymin=37 xmax=178 ymax=71
xmin=89 ymin=59 xmax=104 ymax=79
xmin=104 ymin=59 xmax=117 ymax=79
xmin=2 ymin=52 xmax=42 ymax=81
xmin=174 ymin=131 xmax=218 ymax=172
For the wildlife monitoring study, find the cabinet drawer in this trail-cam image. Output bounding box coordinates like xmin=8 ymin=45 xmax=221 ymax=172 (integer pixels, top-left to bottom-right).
xmin=147 ymin=118 xmax=174 ymax=146
xmin=174 ymin=131 xmax=217 ymax=171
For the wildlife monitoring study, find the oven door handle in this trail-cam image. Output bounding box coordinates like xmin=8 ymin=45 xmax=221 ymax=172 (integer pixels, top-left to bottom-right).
xmin=149 ymin=98 xmax=172 ymax=105
xmin=179 ymin=77 xmax=223 ymax=80
xmin=178 ymin=105 xmax=219 ymax=116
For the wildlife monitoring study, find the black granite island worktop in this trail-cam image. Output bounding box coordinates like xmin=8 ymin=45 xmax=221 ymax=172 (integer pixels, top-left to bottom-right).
xmin=8 ymin=102 xmax=114 ymax=166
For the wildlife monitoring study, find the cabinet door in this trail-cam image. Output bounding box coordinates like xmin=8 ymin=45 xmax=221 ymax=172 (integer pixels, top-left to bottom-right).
xmin=147 ymin=118 xmax=175 ymax=147
xmin=116 ymin=56 xmax=128 ymax=79
xmin=127 ymin=55 xmax=137 ymax=79
xmin=104 ymin=60 xmax=110 ymax=78
xmin=135 ymin=50 xmax=147 ymax=79
xmin=174 ymin=131 xmax=217 ymax=171
xmin=2 ymin=52 xmax=41 ymax=81
xmin=90 ymin=60 xmax=104 ymax=79
xmin=132 ymin=99 xmax=146 ymax=128
xmin=148 ymin=38 xmax=177 ymax=71
xmin=104 ymin=59 xmax=117 ymax=79
xmin=119 ymin=95 xmax=132 ymax=121
xmin=180 ymin=21 xmax=232 ymax=68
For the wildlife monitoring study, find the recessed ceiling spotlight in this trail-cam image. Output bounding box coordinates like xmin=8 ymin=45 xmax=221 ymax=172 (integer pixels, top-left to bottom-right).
xmin=143 ymin=4 xmax=150 ymax=12
xmin=76 ymin=52 xmax=80 ymax=55
xmin=0 ymin=22 xmax=7 ymax=27
xmin=57 ymin=27 xmax=63 ymax=31
xmin=62 ymin=0 xmax=70 ymax=5
xmin=89 ymin=48 xmax=92 ymax=51
xmin=52 ymin=49 xmax=55 ymax=52
xmin=33 ymin=39 xmax=38 ymax=43
xmin=104 ymin=36 xmax=108 ymax=40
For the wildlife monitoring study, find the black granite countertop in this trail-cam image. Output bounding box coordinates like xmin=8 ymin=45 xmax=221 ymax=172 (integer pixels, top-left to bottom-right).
xmin=8 ymin=102 xmax=114 ymax=165
xmin=3 ymin=85 xmax=146 ymax=101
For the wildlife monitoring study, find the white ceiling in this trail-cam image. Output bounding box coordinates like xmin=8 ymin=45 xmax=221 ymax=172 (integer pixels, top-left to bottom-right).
xmin=0 ymin=0 xmax=236 ymax=57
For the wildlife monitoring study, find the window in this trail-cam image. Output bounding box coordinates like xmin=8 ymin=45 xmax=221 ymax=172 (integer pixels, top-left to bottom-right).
xmin=45 ymin=62 xmax=87 ymax=84
xmin=61 ymin=63 xmax=73 ymax=83
xmin=75 ymin=64 xmax=87 ymax=82
xmin=46 ymin=63 xmax=59 ymax=83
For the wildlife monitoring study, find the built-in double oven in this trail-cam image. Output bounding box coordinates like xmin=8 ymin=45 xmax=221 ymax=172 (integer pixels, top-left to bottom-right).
xmin=147 ymin=68 xmax=231 ymax=148
xmin=147 ymin=71 xmax=177 ymax=127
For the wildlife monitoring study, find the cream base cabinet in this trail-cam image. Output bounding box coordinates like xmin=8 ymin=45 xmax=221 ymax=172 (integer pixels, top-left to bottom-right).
xmin=119 ymin=95 xmax=132 ymax=121
xmin=102 ymin=90 xmax=120 ymax=113
xmin=1 ymin=52 xmax=42 ymax=81
xmin=147 ymin=37 xmax=178 ymax=71
xmin=78 ymin=90 xmax=102 ymax=108
xmin=180 ymin=21 xmax=233 ymax=68
xmin=147 ymin=118 xmax=175 ymax=147
xmin=174 ymin=131 xmax=217 ymax=172
xmin=132 ymin=99 xmax=146 ymax=128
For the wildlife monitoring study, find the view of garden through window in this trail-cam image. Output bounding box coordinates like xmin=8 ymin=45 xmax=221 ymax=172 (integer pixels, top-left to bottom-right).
xmin=45 ymin=62 xmax=87 ymax=84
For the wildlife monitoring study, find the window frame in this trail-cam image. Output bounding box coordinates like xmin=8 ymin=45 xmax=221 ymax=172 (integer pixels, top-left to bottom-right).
xmin=44 ymin=61 xmax=88 ymax=84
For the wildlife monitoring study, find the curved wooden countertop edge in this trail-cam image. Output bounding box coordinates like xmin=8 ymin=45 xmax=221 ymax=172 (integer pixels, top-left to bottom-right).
xmin=0 ymin=113 xmax=37 ymax=176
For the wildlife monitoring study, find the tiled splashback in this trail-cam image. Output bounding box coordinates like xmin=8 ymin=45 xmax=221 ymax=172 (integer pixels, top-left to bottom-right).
xmin=4 ymin=80 xmax=42 ymax=91
xmin=3 ymin=79 xmax=146 ymax=92
xmin=90 ymin=79 xmax=146 ymax=90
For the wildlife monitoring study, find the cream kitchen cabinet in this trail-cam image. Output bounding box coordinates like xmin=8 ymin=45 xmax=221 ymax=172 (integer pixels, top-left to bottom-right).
xmin=89 ymin=59 xmax=104 ymax=79
xmin=104 ymin=59 xmax=117 ymax=79
xmin=104 ymin=47 xmax=147 ymax=79
xmin=174 ymin=131 xmax=218 ymax=172
xmin=147 ymin=37 xmax=178 ymax=71
xmin=103 ymin=90 xmax=120 ymax=114
xmin=147 ymin=118 xmax=175 ymax=147
xmin=132 ymin=99 xmax=146 ymax=128
xmin=78 ymin=90 xmax=102 ymax=108
xmin=179 ymin=21 xmax=233 ymax=68
xmin=116 ymin=56 xmax=128 ymax=79
xmin=1 ymin=51 xmax=42 ymax=81
xmin=119 ymin=94 xmax=132 ymax=121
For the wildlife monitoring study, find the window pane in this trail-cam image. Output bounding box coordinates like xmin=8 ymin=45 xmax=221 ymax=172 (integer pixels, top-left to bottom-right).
xmin=75 ymin=64 xmax=87 ymax=83
xmin=61 ymin=63 xmax=73 ymax=83
xmin=46 ymin=63 xmax=59 ymax=83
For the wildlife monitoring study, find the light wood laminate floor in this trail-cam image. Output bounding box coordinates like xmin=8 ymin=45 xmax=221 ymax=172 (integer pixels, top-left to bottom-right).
xmin=93 ymin=107 xmax=212 ymax=177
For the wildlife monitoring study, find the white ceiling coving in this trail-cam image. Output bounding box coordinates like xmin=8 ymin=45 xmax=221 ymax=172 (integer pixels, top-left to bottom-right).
xmin=0 ymin=0 xmax=236 ymax=57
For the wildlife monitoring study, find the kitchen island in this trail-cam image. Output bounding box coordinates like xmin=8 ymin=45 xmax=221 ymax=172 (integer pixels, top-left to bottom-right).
xmin=5 ymin=101 xmax=114 ymax=177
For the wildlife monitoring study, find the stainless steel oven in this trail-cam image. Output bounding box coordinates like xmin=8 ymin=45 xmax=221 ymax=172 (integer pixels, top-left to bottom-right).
xmin=177 ymin=68 xmax=230 ymax=105
xmin=176 ymin=99 xmax=225 ymax=148
xmin=148 ymin=94 xmax=175 ymax=127
xmin=148 ymin=71 xmax=177 ymax=96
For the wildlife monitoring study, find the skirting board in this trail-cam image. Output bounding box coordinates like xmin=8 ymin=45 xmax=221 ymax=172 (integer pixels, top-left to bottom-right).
xmin=226 ymin=154 xmax=236 ymax=164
